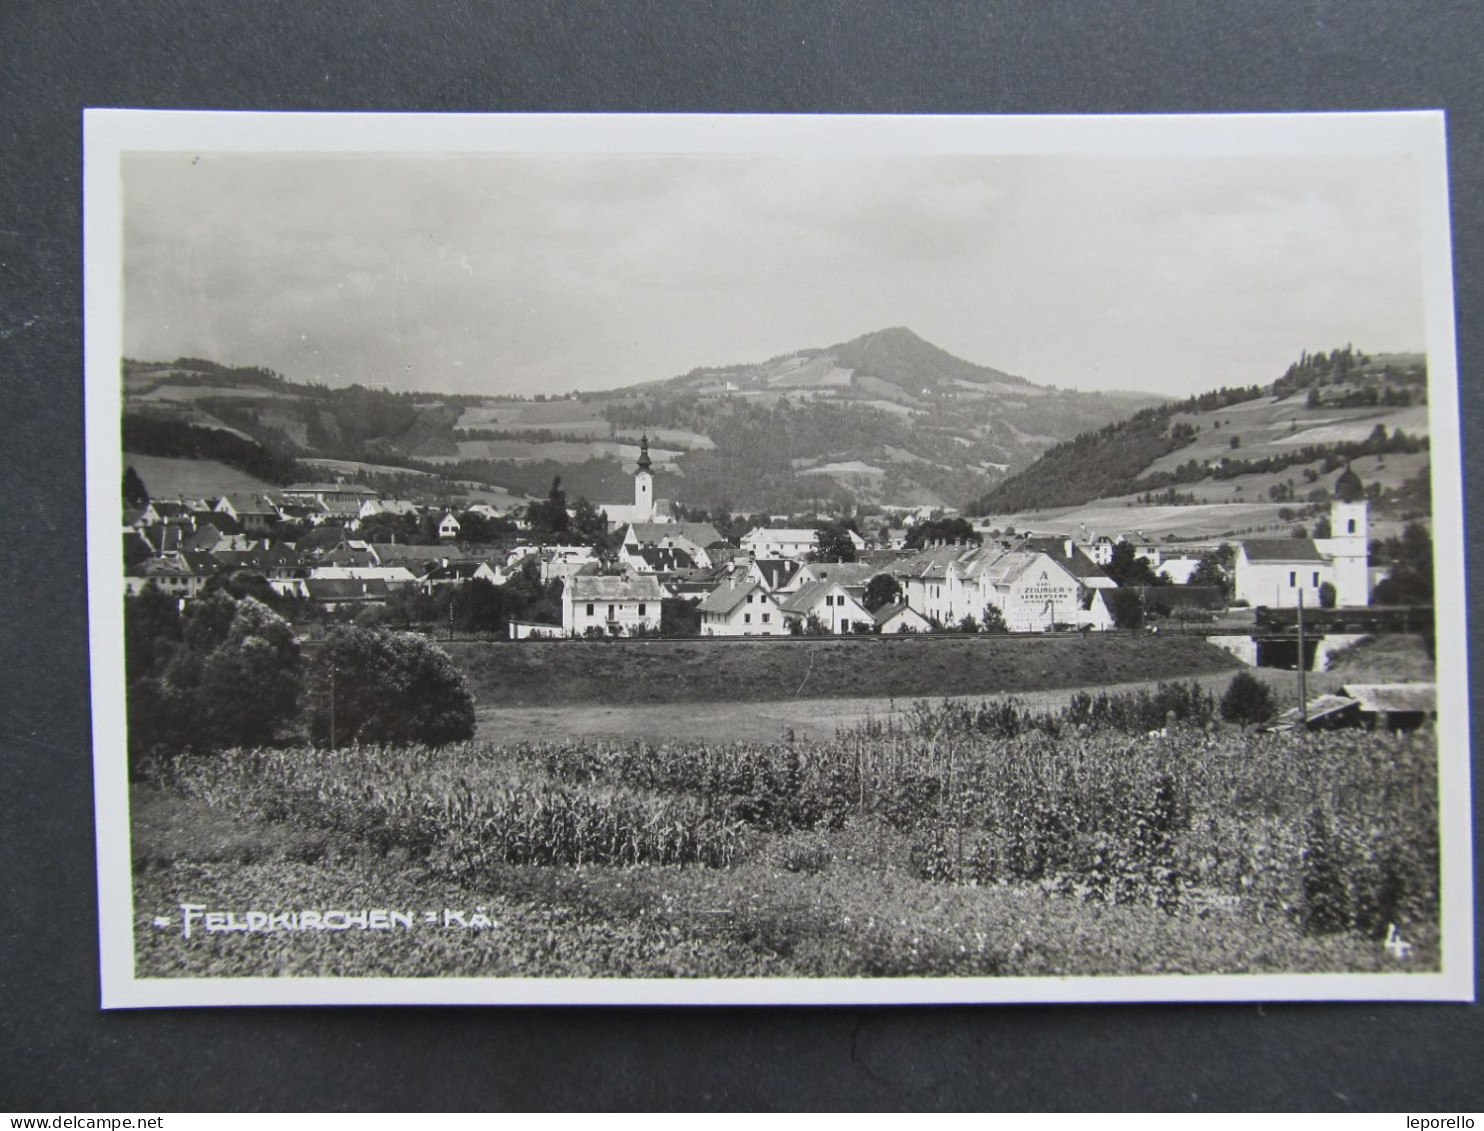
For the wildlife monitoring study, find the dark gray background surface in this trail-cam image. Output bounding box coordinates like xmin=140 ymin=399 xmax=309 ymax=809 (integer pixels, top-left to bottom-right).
xmin=1 ymin=0 xmax=1480 ymax=1111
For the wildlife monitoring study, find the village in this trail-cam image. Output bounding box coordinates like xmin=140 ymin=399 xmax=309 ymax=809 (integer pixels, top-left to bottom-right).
xmin=124 ymin=434 xmax=1399 ymax=648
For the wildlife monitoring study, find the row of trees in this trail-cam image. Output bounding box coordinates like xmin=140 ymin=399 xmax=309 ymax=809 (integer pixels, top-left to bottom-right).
xmin=125 ymin=590 xmax=475 ymax=774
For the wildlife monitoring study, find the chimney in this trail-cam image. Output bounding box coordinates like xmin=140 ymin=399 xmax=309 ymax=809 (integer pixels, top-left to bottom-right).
xmin=1064 ymin=538 xmax=1074 ymax=559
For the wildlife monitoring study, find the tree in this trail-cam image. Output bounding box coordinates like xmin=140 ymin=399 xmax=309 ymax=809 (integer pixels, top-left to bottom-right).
xmin=957 ymin=613 xmax=979 ymax=633
xmin=810 ymin=520 xmax=858 ymax=563
xmin=1318 ymin=581 xmax=1338 ymax=609
xmin=527 ymin=476 xmax=571 ymax=540
xmin=1107 ymin=587 xmax=1145 ymax=632
xmin=862 ymin=573 xmax=903 ymax=613
xmin=980 ymin=604 xmax=1008 ymax=634
xmin=903 ymin=516 xmax=980 ymax=551
xmin=1186 ymin=545 xmax=1233 ymax=599
xmin=304 ymin=627 xmax=475 ymax=747
xmin=126 ymin=591 xmax=302 ymax=764
xmin=1220 ymin=671 xmax=1276 ymax=729
xmin=1104 ymin=542 xmax=1165 ymax=588
xmin=1372 ymin=521 xmax=1434 ymax=606
xmin=122 ymin=464 xmax=150 ymax=508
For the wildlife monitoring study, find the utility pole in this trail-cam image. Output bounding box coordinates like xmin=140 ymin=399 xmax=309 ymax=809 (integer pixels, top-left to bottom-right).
xmin=329 ymin=660 xmax=336 ymax=750
xmin=1297 ymin=588 xmax=1308 ymax=725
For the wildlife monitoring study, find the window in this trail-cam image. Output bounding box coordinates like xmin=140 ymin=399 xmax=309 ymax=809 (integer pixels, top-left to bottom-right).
xmin=608 ymin=604 xmax=615 ymax=618
xmin=1288 ymin=572 xmax=1296 ymax=587
xmin=744 ymin=613 xmax=751 ymax=624
xmin=746 ymin=594 xmax=753 ymax=603
xmin=1312 ymin=573 xmax=1319 ymax=588
xmin=586 ymin=603 xmax=594 ymax=616
xmin=762 ymin=613 xmax=770 ymax=623
xmin=638 ymin=603 xmax=646 ymax=616
xmin=1348 ymin=519 xmax=1356 ymax=534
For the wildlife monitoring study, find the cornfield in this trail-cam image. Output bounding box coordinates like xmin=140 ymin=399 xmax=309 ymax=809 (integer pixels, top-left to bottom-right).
xmin=163 ymin=686 xmax=1439 ymax=940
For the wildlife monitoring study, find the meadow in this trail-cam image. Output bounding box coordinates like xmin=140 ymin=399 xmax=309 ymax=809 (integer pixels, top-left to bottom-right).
xmin=133 ymin=680 xmax=1439 ymax=980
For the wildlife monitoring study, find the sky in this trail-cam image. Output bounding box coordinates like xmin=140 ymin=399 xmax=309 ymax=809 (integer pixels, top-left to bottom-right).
xmin=122 ymin=149 xmax=1427 ymax=398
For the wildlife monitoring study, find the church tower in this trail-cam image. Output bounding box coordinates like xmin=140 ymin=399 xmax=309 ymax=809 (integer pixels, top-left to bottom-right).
xmin=1328 ymin=464 xmax=1369 ymax=606
xmin=633 ymin=434 xmax=654 ymax=523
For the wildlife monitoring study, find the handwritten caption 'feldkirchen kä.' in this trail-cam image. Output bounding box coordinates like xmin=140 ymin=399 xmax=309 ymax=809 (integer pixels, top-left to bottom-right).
xmin=157 ymin=904 xmax=501 ymax=939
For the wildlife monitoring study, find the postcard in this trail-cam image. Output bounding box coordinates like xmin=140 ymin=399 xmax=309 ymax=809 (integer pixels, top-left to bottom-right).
xmin=85 ymin=110 xmax=1473 ymax=1006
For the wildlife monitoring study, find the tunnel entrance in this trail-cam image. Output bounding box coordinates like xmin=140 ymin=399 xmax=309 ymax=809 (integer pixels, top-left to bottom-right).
xmin=1256 ymin=637 xmax=1321 ymax=672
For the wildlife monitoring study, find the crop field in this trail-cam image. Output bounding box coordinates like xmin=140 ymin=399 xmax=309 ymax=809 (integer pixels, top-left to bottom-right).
xmin=133 ymin=680 xmax=1439 ymax=980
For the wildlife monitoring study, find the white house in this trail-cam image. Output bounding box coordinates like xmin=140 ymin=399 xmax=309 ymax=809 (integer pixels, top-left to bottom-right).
xmin=562 ymin=573 xmax=665 ymax=637
xmin=778 ymin=580 xmax=873 ymax=634
xmin=695 ymin=579 xmax=785 ymax=636
xmin=437 ymin=512 xmax=462 ymax=540
xmin=740 ymin=528 xmax=822 ymax=561
xmin=874 ymin=601 xmax=933 ymax=634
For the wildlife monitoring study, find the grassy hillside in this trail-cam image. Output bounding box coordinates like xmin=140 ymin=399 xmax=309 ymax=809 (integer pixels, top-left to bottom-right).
xmin=444 ymin=634 xmax=1241 ymax=709
xmin=975 ymin=347 xmax=1431 ymax=521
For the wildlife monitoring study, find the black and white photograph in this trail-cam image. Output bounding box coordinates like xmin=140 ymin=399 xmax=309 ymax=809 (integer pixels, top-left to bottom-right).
xmin=84 ymin=111 xmax=1473 ymax=1007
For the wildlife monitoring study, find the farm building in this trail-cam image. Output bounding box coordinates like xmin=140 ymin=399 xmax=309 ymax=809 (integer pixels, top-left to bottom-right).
xmin=562 ymin=573 xmax=665 ymax=637
xmin=1271 ymin=682 xmax=1436 ymax=732
xmin=696 ymin=580 xmax=785 ymax=636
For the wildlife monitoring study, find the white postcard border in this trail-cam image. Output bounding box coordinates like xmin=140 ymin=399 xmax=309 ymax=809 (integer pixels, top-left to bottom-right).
xmin=84 ymin=109 xmax=1474 ymax=1008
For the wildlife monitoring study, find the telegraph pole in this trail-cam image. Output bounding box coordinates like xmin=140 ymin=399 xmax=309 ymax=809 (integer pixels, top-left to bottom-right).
xmin=1297 ymin=588 xmax=1308 ymax=725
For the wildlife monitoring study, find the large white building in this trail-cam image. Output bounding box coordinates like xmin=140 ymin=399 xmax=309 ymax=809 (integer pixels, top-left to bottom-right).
xmin=562 ymin=573 xmax=666 ymax=637
xmin=1233 ymin=484 xmax=1370 ymax=609
xmin=893 ymin=542 xmax=1092 ymax=631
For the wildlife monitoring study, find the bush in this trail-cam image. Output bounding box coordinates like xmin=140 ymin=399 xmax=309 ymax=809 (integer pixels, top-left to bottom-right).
xmin=304 ymin=627 xmax=475 ymax=747
xmin=1220 ymin=671 xmax=1276 ymax=729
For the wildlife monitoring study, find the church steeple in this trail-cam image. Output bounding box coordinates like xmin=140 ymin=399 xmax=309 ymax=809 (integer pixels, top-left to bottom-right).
xmin=633 ymin=434 xmax=654 ymax=521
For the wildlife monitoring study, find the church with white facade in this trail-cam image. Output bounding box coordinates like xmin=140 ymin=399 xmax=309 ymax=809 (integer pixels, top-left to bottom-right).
xmin=1233 ymin=467 xmax=1371 ymax=609
xmin=598 ymin=435 xmax=673 ymax=529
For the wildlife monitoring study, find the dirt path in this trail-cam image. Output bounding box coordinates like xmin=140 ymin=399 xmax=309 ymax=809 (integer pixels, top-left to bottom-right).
xmin=474 ymin=665 xmax=1326 ymax=744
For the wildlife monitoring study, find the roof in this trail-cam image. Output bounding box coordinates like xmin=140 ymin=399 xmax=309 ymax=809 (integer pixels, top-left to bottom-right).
xmin=626 ymin=522 xmax=723 ymax=548
xmin=1271 ymin=695 xmax=1361 ymax=730
xmin=873 ymin=601 xmax=929 ymax=627
xmin=778 ymin=579 xmax=859 ymax=615
xmin=696 ymin=580 xmax=765 ymax=615
xmin=304 ymin=577 xmax=390 ymax=600
xmin=423 ymin=561 xmax=494 ymax=582
xmin=742 ymin=527 xmax=819 ymax=544
xmin=1341 ymin=683 xmax=1436 ymax=715
xmin=1241 ymin=539 xmax=1329 ymax=563
xmin=751 ymin=558 xmax=802 ymax=590
xmin=637 ymin=546 xmax=694 ymax=572
xmin=1022 ymin=537 xmax=1113 ymax=583
xmin=801 ymin=562 xmax=881 ymax=586
xmin=567 ymin=573 xmax=666 ymax=601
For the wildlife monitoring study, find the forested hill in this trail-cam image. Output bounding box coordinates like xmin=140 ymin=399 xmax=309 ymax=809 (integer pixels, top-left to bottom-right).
xmin=121 ymin=332 xmax=1167 ymax=513
xmin=973 ymin=347 xmax=1429 ymax=515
